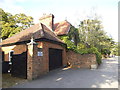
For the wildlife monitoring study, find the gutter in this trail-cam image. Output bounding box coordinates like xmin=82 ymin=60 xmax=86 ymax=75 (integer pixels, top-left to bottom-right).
xmin=1 ymin=38 xmax=67 ymax=49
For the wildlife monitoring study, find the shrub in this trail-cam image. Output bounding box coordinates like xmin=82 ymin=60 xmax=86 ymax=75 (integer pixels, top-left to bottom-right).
xmin=59 ymin=36 xmax=77 ymax=51
xmin=59 ymin=36 xmax=102 ymax=65
xmin=101 ymin=48 xmax=111 ymax=55
xmin=95 ymin=51 xmax=102 ymax=65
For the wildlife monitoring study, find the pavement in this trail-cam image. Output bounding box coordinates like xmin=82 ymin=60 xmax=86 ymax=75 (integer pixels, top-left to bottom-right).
xmin=12 ymin=57 xmax=118 ymax=88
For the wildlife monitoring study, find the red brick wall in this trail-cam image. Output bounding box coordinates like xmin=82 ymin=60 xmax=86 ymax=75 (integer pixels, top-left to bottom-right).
xmin=66 ymin=50 xmax=97 ymax=68
xmin=1 ymin=44 xmax=27 ymax=61
xmin=27 ymin=41 xmax=67 ymax=80
xmin=1 ymin=41 xmax=66 ymax=80
xmin=27 ymin=43 xmax=39 ymax=80
xmin=42 ymin=41 xmax=67 ymax=72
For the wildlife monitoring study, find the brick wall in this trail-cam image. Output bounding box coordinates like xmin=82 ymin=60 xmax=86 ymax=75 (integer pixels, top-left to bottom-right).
xmin=1 ymin=44 xmax=27 ymax=61
xmin=27 ymin=41 xmax=67 ymax=80
xmin=1 ymin=40 xmax=66 ymax=80
xmin=27 ymin=43 xmax=38 ymax=80
xmin=42 ymin=41 xmax=67 ymax=69
xmin=66 ymin=50 xmax=97 ymax=69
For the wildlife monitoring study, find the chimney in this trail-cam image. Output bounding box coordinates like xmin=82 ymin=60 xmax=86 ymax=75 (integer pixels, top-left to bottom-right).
xmin=39 ymin=14 xmax=54 ymax=31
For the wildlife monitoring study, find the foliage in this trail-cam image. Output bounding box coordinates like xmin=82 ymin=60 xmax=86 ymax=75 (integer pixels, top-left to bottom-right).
xmin=77 ymin=43 xmax=86 ymax=50
xmin=59 ymin=36 xmax=77 ymax=51
xmin=59 ymin=35 xmax=102 ymax=64
xmin=78 ymin=18 xmax=116 ymax=57
xmin=78 ymin=19 xmax=105 ymax=48
xmin=0 ymin=8 xmax=34 ymax=39
xmin=117 ymin=42 xmax=120 ymax=56
xmin=14 ymin=13 xmax=34 ymax=30
xmin=68 ymin=26 xmax=80 ymax=46
xmin=112 ymin=42 xmax=120 ymax=56
xmin=77 ymin=47 xmax=102 ymax=64
xmin=95 ymin=51 xmax=102 ymax=65
xmin=59 ymin=17 xmax=118 ymax=64
xmin=101 ymin=48 xmax=111 ymax=55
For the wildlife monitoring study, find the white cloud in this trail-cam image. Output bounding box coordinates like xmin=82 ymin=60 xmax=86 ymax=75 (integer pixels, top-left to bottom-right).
xmin=0 ymin=0 xmax=118 ymax=41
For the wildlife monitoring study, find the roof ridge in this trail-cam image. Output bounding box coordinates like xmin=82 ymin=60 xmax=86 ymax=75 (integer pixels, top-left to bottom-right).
xmin=1 ymin=19 xmax=66 ymax=46
xmin=39 ymin=23 xmax=45 ymax=37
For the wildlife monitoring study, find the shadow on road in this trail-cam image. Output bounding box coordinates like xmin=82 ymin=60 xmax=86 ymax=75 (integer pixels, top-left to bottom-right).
xmin=12 ymin=57 xmax=118 ymax=88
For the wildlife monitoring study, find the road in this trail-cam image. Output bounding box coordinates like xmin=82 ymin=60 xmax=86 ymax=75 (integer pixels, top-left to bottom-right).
xmin=13 ymin=57 xmax=118 ymax=88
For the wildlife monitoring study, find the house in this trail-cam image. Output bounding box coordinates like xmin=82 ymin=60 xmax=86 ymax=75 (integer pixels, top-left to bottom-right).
xmin=1 ymin=14 xmax=98 ymax=80
xmin=0 ymin=14 xmax=70 ymax=80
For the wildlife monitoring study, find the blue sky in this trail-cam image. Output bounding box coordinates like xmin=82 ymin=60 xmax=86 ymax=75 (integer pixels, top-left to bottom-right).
xmin=0 ymin=0 xmax=119 ymax=41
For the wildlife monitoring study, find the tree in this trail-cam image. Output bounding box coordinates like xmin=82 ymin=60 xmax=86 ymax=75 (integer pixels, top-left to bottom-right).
xmin=78 ymin=19 xmax=104 ymax=47
xmin=0 ymin=8 xmax=8 ymax=22
xmin=112 ymin=42 xmax=120 ymax=56
xmin=59 ymin=36 xmax=77 ymax=51
xmin=77 ymin=17 xmax=117 ymax=58
xmin=68 ymin=26 xmax=80 ymax=46
xmin=0 ymin=8 xmax=34 ymax=39
xmin=14 ymin=13 xmax=34 ymax=30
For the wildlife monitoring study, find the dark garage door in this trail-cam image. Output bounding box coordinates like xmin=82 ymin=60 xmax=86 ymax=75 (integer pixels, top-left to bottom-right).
xmin=49 ymin=48 xmax=62 ymax=71
xmin=11 ymin=51 xmax=27 ymax=79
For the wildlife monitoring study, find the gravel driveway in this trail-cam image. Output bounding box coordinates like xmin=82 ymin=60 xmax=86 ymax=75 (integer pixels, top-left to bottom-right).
xmin=12 ymin=57 xmax=118 ymax=88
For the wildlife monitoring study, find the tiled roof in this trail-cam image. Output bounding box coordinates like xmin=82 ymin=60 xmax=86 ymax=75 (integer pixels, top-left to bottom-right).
xmin=0 ymin=15 xmax=71 ymax=46
xmin=0 ymin=23 xmax=64 ymax=46
xmin=41 ymin=24 xmax=63 ymax=43
xmin=54 ymin=20 xmax=71 ymax=35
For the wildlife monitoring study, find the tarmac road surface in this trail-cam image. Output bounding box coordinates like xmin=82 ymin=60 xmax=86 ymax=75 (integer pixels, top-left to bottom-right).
xmin=13 ymin=57 xmax=118 ymax=88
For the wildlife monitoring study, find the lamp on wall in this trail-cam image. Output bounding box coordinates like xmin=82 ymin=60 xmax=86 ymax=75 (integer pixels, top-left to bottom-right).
xmin=30 ymin=36 xmax=37 ymax=44
xmin=27 ymin=36 xmax=37 ymax=45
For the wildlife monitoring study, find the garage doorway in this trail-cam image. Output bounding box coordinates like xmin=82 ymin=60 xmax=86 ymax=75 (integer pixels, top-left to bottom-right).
xmin=49 ymin=48 xmax=62 ymax=71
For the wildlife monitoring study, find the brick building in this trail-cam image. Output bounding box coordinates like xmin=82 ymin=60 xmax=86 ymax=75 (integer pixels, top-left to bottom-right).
xmin=0 ymin=14 xmax=70 ymax=80
xmin=1 ymin=14 xmax=97 ymax=80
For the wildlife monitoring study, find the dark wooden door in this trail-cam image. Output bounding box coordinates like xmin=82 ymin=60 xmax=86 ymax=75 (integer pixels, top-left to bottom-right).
xmin=2 ymin=61 xmax=10 ymax=73
xmin=2 ymin=51 xmax=10 ymax=73
xmin=2 ymin=51 xmax=4 ymax=61
xmin=49 ymin=48 xmax=62 ymax=71
xmin=11 ymin=52 xmax=27 ymax=79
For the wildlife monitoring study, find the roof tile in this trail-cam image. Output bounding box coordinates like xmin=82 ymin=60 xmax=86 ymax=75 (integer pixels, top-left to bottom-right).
xmin=54 ymin=20 xmax=71 ymax=35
